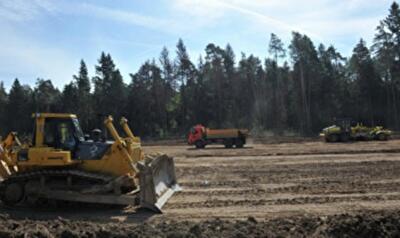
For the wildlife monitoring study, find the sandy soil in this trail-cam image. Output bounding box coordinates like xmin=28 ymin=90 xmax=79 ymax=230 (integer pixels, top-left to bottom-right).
xmin=2 ymin=139 xmax=400 ymax=237
xmin=149 ymin=140 xmax=400 ymax=221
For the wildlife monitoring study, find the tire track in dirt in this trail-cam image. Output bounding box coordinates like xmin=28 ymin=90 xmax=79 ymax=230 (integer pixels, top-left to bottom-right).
xmin=145 ymin=139 xmax=400 ymax=158
xmin=167 ymin=193 xmax=400 ymax=209
xmin=163 ymin=141 xmax=400 ymax=219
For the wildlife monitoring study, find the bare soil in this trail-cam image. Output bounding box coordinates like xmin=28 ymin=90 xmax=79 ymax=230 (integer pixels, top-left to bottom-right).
xmin=2 ymin=139 xmax=400 ymax=237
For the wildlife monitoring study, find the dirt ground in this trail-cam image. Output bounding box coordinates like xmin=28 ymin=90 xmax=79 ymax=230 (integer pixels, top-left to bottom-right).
xmin=2 ymin=139 xmax=400 ymax=237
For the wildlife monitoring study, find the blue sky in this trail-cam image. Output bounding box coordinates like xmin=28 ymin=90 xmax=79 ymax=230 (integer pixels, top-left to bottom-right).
xmin=0 ymin=0 xmax=395 ymax=90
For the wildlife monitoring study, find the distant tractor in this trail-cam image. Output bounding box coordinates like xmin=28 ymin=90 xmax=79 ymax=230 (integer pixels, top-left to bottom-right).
xmin=321 ymin=118 xmax=392 ymax=142
xmin=188 ymin=124 xmax=249 ymax=149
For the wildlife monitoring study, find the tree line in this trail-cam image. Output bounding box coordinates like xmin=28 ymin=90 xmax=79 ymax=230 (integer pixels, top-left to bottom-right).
xmin=0 ymin=2 xmax=399 ymax=138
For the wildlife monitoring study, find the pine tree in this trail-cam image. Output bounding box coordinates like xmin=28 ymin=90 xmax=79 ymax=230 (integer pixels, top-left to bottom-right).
xmin=93 ymin=52 xmax=126 ymax=122
xmin=268 ymin=33 xmax=286 ymax=63
xmin=73 ymin=60 xmax=92 ymax=130
xmin=126 ymin=62 xmax=155 ymax=136
xmin=350 ymin=39 xmax=383 ymax=125
xmin=149 ymin=60 xmax=168 ymax=137
xmin=33 ymin=79 xmax=60 ymax=113
xmin=159 ymin=47 xmax=176 ymax=90
xmin=75 ymin=60 xmax=91 ymax=94
xmin=267 ymin=34 xmax=287 ymax=134
xmin=373 ymin=2 xmax=400 ymax=128
xmin=6 ymin=79 xmax=33 ymax=134
xmin=204 ymin=43 xmax=227 ymax=127
xmin=175 ymin=39 xmax=197 ymax=130
xmin=159 ymin=48 xmax=177 ymax=133
xmin=0 ymin=82 xmax=8 ymax=135
xmin=289 ymin=32 xmax=322 ymax=135
xmin=60 ymin=83 xmax=79 ymax=113
xmin=317 ymin=44 xmax=347 ymax=126
xmin=222 ymin=44 xmax=236 ymax=127
xmin=237 ymin=54 xmax=262 ymax=128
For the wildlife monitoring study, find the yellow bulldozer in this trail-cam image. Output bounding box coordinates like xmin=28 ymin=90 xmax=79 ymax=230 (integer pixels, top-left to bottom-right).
xmin=0 ymin=113 xmax=179 ymax=212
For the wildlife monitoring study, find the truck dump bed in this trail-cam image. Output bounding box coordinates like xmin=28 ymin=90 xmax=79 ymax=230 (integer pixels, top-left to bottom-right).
xmin=206 ymin=129 xmax=248 ymax=139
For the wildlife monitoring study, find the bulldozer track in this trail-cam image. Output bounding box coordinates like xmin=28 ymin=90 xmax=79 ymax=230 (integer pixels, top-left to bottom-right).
xmin=0 ymin=169 xmax=116 ymax=207
xmin=3 ymin=169 xmax=113 ymax=184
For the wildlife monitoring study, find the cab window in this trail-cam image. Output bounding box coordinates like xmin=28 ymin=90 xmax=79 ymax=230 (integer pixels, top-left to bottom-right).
xmin=58 ymin=122 xmax=76 ymax=150
xmin=72 ymin=118 xmax=84 ymax=142
xmin=43 ymin=118 xmax=77 ymax=150
xmin=44 ymin=120 xmax=57 ymax=147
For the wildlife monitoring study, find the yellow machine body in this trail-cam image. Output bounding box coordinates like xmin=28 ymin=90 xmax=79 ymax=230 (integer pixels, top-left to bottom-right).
xmin=6 ymin=113 xmax=141 ymax=176
xmin=0 ymin=113 xmax=179 ymax=212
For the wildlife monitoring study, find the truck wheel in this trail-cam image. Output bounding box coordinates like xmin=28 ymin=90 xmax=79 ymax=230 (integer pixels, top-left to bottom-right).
xmin=195 ymin=140 xmax=205 ymax=149
xmin=224 ymin=139 xmax=233 ymax=148
xmin=235 ymin=138 xmax=244 ymax=148
xmin=377 ymin=133 xmax=388 ymax=141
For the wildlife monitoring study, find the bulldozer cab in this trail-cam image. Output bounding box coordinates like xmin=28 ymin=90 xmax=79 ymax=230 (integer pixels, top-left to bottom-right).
xmin=33 ymin=113 xmax=84 ymax=149
xmin=42 ymin=118 xmax=84 ymax=151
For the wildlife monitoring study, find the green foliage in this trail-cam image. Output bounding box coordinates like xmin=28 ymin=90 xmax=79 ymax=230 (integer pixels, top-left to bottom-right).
xmin=33 ymin=79 xmax=60 ymax=112
xmin=74 ymin=60 xmax=92 ymax=130
xmin=93 ymin=52 xmax=126 ymax=121
xmin=350 ymin=39 xmax=383 ymax=124
xmin=269 ymin=33 xmax=286 ymax=62
xmin=0 ymin=83 xmax=8 ymax=135
xmin=6 ymin=79 xmax=34 ymax=134
xmin=1 ymin=2 xmax=400 ymax=137
xmin=373 ymin=2 xmax=400 ymax=129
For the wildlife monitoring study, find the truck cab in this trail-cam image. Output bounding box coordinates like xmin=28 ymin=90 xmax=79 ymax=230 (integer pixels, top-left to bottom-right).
xmin=188 ymin=124 xmax=205 ymax=147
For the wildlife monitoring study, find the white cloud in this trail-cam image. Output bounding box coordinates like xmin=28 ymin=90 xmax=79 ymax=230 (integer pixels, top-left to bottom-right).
xmin=170 ymin=0 xmax=328 ymax=40
xmin=171 ymin=0 xmax=226 ymax=20
xmin=219 ymin=1 xmax=322 ymax=39
xmin=165 ymin=0 xmax=394 ymax=62
xmin=170 ymin=0 xmax=391 ymax=42
xmin=0 ymin=0 xmax=56 ymax=22
xmin=0 ymin=0 xmax=183 ymax=34
xmin=77 ymin=3 xmax=173 ymax=31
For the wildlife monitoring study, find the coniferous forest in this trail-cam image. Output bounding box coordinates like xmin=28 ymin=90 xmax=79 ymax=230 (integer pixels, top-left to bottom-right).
xmin=0 ymin=2 xmax=399 ymax=138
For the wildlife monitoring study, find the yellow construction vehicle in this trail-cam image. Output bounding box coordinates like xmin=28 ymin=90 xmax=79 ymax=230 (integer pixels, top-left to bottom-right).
xmin=0 ymin=113 xmax=179 ymax=212
xmin=320 ymin=118 xmax=392 ymax=142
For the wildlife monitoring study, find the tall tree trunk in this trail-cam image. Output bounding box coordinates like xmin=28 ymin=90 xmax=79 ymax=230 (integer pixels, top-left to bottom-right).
xmin=391 ymin=81 xmax=399 ymax=129
xmin=299 ymin=62 xmax=311 ymax=135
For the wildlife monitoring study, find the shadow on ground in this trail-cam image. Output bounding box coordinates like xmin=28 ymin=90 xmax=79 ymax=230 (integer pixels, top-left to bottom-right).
xmin=0 ymin=204 xmax=157 ymax=223
xmin=186 ymin=146 xmax=254 ymax=151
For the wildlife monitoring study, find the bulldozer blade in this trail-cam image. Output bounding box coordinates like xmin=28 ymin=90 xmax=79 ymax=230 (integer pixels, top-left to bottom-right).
xmin=137 ymin=154 xmax=181 ymax=213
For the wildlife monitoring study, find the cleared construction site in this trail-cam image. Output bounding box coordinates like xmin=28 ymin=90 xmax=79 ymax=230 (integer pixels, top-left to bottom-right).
xmin=1 ymin=1 xmax=400 ymax=236
xmin=1 ymin=139 xmax=400 ymax=237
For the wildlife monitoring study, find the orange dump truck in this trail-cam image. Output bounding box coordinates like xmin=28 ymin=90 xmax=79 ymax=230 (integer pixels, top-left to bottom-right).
xmin=188 ymin=124 xmax=249 ymax=149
